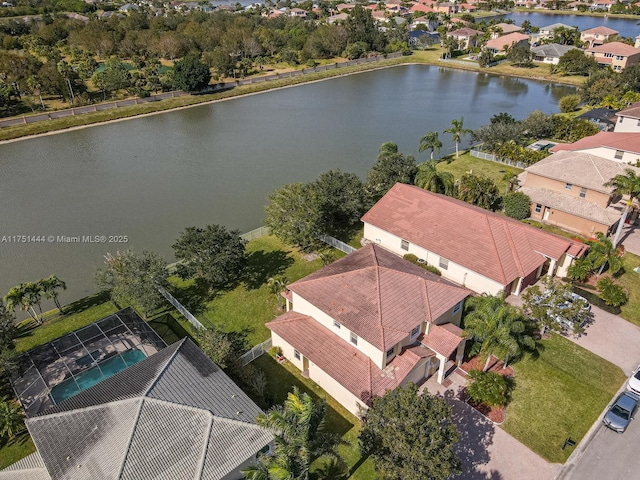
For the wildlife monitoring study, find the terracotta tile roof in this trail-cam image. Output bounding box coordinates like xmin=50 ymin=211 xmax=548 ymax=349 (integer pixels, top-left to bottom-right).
xmin=581 ymin=26 xmax=618 ymax=36
xmin=287 ymin=244 xmax=470 ymax=351
xmin=449 ymin=27 xmax=483 ymax=37
xmin=587 ymin=42 xmax=640 ymax=57
xmin=485 ymin=32 xmax=529 ymax=51
xmin=266 ymin=312 xmax=429 ymax=404
xmin=550 ymin=132 xmax=640 ymax=155
xmin=362 ymin=184 xmax=581 ymax=286
xmin=493 ymin=23 xmax=523 ymax=34
xmin=617 ymin=101 xmax=640 ymax=120
xmin=524 ymin=150 xmax=640 ymax=193
xmin=418 ymin=323 xmax=463 ymax=358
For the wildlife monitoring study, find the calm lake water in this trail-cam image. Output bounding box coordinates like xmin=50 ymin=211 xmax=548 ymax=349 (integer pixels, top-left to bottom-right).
xmin=503 ymin=12 xmax=640 ymax=38
xmin=0 ymin=65 xmax=574 ymax=304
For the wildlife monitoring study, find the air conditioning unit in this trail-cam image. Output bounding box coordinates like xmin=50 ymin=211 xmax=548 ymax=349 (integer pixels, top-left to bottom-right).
xmin=417 ymin=258 xmax=426 ymax=264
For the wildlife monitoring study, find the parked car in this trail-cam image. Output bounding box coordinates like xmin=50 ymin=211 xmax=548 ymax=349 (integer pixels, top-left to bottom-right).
xmin=603 ymin=391 xmax=640 ymax=433
xmin=627 ymin=365 xmax=640 ymax=395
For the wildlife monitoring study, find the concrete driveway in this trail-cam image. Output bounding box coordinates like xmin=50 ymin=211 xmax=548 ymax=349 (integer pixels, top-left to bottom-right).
xmin=422 ymin=374 xmax=560 ymax=480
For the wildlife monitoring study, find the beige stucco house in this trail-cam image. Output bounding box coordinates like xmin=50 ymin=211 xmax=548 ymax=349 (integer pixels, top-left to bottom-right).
xmin=580 ymin=26 xmax=619 ymax=48
xmin=519 ymin=150 xmax=640 ymax=237
xmin=267 ymin=244 xmax=470 ymax=416
xmin=586 ymin=42 xmax=640 ymax=72
xmin=484 ymin=32 xmax=530 ymax=55
xmin=614 ymin=102 xmax=640 ymax=133
xmin=362 ymin=184 xmax=586 ymax=297
xmin=550 ymin=131 xmax=640 ymax=164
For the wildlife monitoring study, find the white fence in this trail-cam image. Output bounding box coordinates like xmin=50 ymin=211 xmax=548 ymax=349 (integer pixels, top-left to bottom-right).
xmin=241 ymin=226 xmax=270 ymax=241
xmin=240 ymin=338 xmax=273 ymax=366
xmin=317 ymin=234 xmax=357 ymax=254
xmin=470 ymin=149 xmax=526 ymax=169
xmin=156 ymin=285 xmax=205 ymax=330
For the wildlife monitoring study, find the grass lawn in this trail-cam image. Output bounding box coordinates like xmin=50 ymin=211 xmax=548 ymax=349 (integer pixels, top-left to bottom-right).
xmin=251 ymin=355 xmax=378 ymax=480
xmin=435 ymin=153 xmax=523 ymax=194
xmin=502 ymin=333 xmax=626 ymax=463
xmin=522 ymin=219 xmax=586 ymax=241
xmin=170 ymin=235 xmax=324 ymax=346
xmin=617 ymin=252 xmax=640 ymax=327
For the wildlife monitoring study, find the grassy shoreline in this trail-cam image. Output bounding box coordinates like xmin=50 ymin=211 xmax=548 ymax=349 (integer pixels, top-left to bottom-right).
xmin=0 ymin=50 xmax=585 ymax=144
xmin=512 ymin=7 xmax=640 ymax=19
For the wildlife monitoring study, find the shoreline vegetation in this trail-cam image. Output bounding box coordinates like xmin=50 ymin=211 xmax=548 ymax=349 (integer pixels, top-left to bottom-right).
xmin=511 ymin=7 xmax=640 ymax=19
xmin=0 ymin=49 xmax=586 ymax=144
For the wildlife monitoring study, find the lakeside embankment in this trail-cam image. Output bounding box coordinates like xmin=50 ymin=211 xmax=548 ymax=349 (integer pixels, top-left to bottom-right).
xmin=0 ymin=49 xmax=585 ymax=144
xmin=512 ymin=7 xmax=640 ymax=19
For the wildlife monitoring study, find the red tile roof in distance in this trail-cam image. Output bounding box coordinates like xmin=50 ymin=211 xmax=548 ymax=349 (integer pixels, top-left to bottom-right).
xmin=550 ymin=132 xmax=640 ymax=155
xmin=266 ymin=312 xmax=429 ymax=403
xmin=362 ymin=184 xmax=580 ymax=286
xmin=287 ymin=243 xmax=470 ymax=352
xmin=587 ymin=42 xmax=640 ymax=57
xmin=618 ymin=101 xmax=640 ymax=120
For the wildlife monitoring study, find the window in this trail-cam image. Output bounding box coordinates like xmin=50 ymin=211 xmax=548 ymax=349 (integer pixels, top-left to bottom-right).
xmin=579 ymin=187 xmax=587 ymax=198
xmin=453 ymin=301 xmax=463 ymax=314
xmin=637 ymin=120 xmax=640 ymax=127
xmin=401 ymin=239 xmax=409 ymax=251
xmin=535 ymin=204 xmax=542 ymax=213
xmin=410 ymin=325 xmax=421 ymax=339
xmin=294 ymin=349 xmax=301 ymax=360
xmin=333 ymin=320 xmax=341 ymax=329
xmin=604 ymin=53 xmax=613 ymax=58
xmin=386 ymin=347 xmax=395 ymax=358
xmin=350 ymin=332 xmax=358 ymax=345
xmin=439 ymin=257 xmax=449 ymax=270
xmin=565 ymin=183 xmax=572 ymax=190
xmin=615 ymin=150 xmax=624 ymax=160
xmin=616 ymin=55 xmax=623 ymax=61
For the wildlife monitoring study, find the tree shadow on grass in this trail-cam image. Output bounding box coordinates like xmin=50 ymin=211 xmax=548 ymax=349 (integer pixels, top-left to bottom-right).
xmin=168 ymin=279 xmax=215 ymax=316
xmin=147 ymin=313 xmax=195 ymax=344
xmin=1 ymin=430 xmax=32 ymax=450
xmin=59 ymin=291 xmax=111 ymax=317
xmin=244 ymin=249 xmax=294 ymax=290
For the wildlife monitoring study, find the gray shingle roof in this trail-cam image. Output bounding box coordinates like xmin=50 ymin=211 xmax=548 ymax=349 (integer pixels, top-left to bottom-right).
xmin=3 ymin=338 xmax=272 ymax=480
xmin=0 ymin=453 xmax=50 ymax=480
xmin=531 ymin=43 xmax=577 ymax=58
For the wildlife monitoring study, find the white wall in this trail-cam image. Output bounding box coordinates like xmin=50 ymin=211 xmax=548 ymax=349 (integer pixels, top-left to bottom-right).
xmin=292 ymin=293 xmax=386 ymax=368
xmin=614 ymin=116 xmax=640 ymax=133
xmin=572 ymin=146 xmax=640 ymax=164
xmin=364 ymin=223 xmax=507 ymax=295
xmin=556 ymin=253 xmax=573 ymax=278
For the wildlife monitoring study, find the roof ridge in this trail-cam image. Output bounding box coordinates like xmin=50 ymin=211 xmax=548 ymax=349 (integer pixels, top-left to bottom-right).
xmin=115 ymin=397 xmax=146 ymax=480
xmin=194 ymin=407 xmax=214 ymax=480
xmin=504 ymin=222 xmax=525 ymax=277
xmin=371 ymin=246 xmax=386 ymax=351
xmin=483 ymin=214 xmax=508 ymax=284
xmin=26 ymin=397 xmax=141 ymax=423
xmin=143 ymin=337 xmax=188 ymax=397
xmin=588 ymin=154 xmax=606 ymax=183
xmin=420 ymin=276 xmax=432 ymax=323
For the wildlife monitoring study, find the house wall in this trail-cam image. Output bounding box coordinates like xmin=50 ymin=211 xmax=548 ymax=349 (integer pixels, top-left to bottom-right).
xmin=364 ymin=222 xmax=508 ymax=295
xmin=614 ymin=115 xmax=640 ymax=133
xmin=524 ymin=173 xmax=610 ymax=208
xmin=566 ymin=146 xmax=640 ymax=164
xmin=556 ymin=253 xmax=574 ymax=278
xmin=291 ymin=293 xmax=385 ymax=368
xmin=529 ymin=203 xmax=611 ymax=237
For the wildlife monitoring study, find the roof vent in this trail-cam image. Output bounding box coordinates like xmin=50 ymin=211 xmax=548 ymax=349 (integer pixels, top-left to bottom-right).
xmin=236 ymin=411 xmax=243 ymax=416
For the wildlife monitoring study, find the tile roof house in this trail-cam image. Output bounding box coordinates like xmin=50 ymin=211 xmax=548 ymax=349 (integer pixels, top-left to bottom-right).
xmin=362 ymin=184 xmax=586 ymax=297
xmin=580 ymin=26 xmax=619 ymax=48
xmin=267 ymin=244 xmax=471 ymax=416
xmin=448 ymin=27 xmax=483 ymax=49
xmin=586 ymin=42 xmax=640 ymax=72
xmin=518 ymin=151 xmax=640 ymax=237
xmin=485 ymin=32 xmax=530 ymax=55
xmin=614 ymin=101 xmax=640 ymax=133
xmin=490 ymin=22 xmax=524 ymax=39
xmin=531 ymin=43 xmax=577 ymax=64
xmin=0 ymin=339 xmax=273 ymax=480
xmin=550 ymin=131 xmax=640 ymax=164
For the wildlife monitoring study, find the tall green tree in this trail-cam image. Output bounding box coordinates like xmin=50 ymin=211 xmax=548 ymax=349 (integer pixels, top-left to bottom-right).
xmin=553 ymin=49 xmax=597 ymax=76
xmin=415 ymin=160 xmax=455 ymax=195
xmin=172 ymin=224 xmax=246 ymax=290
xmin=4 ymin=284 xmax=41 ymax=324
xmin=172 ymin=53 xmax=211 ymax=92
xmin=585 ymin=232 xmax=622 ymax=276
xmin=365 ymin=142 xmax=418 ymax=202
xmin=0 ymin=397 xmax=25 ymax=440
xmin=456 ymin=173 xmax=502 ymax=211
xmin=265 ymin=183 xmax=323 ymax=248
xmin=359 ymin=383 xmax=460 ymax=480
xmin=194 ymin=327 xmax=249 ymax=374
xmin=0 ymin=301 xmax=17 ymax=352
xmin=604 ymin=169 xmax=640 ymax=247
xmin=38 ymin=275 xmax=66 ymax=314
xmin=95 ymin=250 xmax=169 ymax=317
xmin=444 ymin=116 xmax=472 ymax=158
xmin=242 ymin=387 xmax=343 ymax=480
xmin=418 ymin=131 xmax=442 ymax=161
xmin=463 ymin=294 xmax=535 ymax=371
xmin=344 ymin=5 xmax=386 ymax=52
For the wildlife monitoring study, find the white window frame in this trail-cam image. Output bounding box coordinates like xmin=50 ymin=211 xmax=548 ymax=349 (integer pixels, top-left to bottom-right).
xmin=333 ymin=320 xmax=341 ymax=329
xmin=579 ymin=187 xmax=587 ymax=198
xmin=401 ymin=239 xmax=409 ymax=251
xmin=453 ymin=301 xmax=462 ymax=314
xmin=350 ymin=332 xmax=358 ymax=345
xmin=565 ymin=183 xmax=572 ymax=190
xmin=614 ymin=150 xmax=624 ymax=160
xmin=535 ymin=204 xmax=542 ymax=213
xmin=386 ymin=346 xmax=395 ymax=358
xmin=439 ymin=257 xmax=449 ymax=270
xmin=410 ymin=325 xmax=421 ymax=339
xmin=294 ymin=349 xmax=301 ymax=360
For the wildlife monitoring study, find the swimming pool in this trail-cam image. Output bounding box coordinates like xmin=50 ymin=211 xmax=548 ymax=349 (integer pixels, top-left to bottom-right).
xmin=49 ymin=349 xmax=147 ymax=404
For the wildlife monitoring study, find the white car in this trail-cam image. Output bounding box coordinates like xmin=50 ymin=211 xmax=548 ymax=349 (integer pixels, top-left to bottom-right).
xmin=627 ymin=365 xmax=640 ymax=395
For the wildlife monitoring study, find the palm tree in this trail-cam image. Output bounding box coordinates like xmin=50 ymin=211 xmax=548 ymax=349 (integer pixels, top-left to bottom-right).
xmin=23 ymin=282 xmax=44 ymax=322
xmin=242 ymin=387 xmax=342 ymax=480
xmin=502 ymin=170 xmax=519 ymax=194
xmin=585 ymin=232 xmax=622 ymax=276
xmin=567 ymin=258 xmax=592 ymax=283
xmin=604 ymin=169 xmax=640 ymax=247
xmin=38 ymin=275 xmax=67 ymax=314
xmin=444 ymin=117 xmax=472 ymax=158
xmin=418 ymin=131 xmax=443 ymax=160
xmin=463 ymin=295 xmax=535 ymax=371
xmin=415 ymin=160 xmax=455 ymax=195
xmin=4 ymin=284 xmax=40 ymax=324
xmin=0 ymin=397 xmax=25 ymax=439
xmin=267 ymin=276 xmax=288 ymax=309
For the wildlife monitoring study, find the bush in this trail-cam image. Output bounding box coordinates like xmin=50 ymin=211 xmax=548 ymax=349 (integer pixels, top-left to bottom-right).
xmin=597 ymin=277 xmax=628 ymax=307
xmin=268 ymin=346 xmax=282 ymax=358
xmin=504 ymin=192 xmax=531 ymax=220
xmin=572 ymin=286 xmax=621 ymax=314
xmin=403 ymin=254 xmax=442 ymax=276
xmin=559 ymin=94 xmax=581 ymax=113
xmin=466 ymin=370 xmax=509 ymax=407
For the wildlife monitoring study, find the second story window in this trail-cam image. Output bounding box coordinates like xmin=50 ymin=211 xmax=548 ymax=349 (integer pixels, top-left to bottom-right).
xmin=565 ymin=183 xmax=572 ymax=190
xmin=615 ymin=150 xmax=624 ymax=160
xmin=439 ymin=257 xmax=449 ymax=270
xmin=350 ymin=332 xmax=358 ymax=346
xmin=386 ymin=347 xmax=395 ymax=358
xmin=410 ymin=325 xmax=421 ymax=339
xmin=579 ymin=188 xmax=587 ymax=198
xmin=401 ymin=239 xmax=409 ymax=251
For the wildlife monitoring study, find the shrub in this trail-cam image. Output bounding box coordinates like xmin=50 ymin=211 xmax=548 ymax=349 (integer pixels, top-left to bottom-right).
xmin=466 ymin=370 xmax=509 ymax=407
xmin=503 ymin=192 xmax=531 ymax=220
xmin=573 ymin=286 xmax=621 ymax=314
xmin=559 ymin=94 xmax=581 ymax=113
xmin=403 ymin=254 xmax=442 ymax=275
xmin=268 ymin=346 xmax=283 ymax=358
xmin=597 ymin=277 xmax=628 ymax=307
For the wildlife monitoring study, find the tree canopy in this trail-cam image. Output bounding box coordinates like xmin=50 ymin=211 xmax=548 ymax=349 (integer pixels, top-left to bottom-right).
xmin=359 ymin=383 xmax=460 ymax=480
xmin=366 ymin=142 xmax=418 ymax=202
xmin=456 ymin=173 xmax=502 ymax=211
xmin=172 ymin=53 xmax=211 ymax=92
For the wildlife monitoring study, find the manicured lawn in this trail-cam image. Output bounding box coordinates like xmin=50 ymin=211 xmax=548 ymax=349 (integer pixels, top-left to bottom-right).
xmin=617 ymin=252 xmax=640 ymax=327
xmin=434 ymin=153 xmax=524 ymax=194
xmin=0 ymin=434 xmax=35 ymax=470
xmin=251 ymin=355 xmax=378 ymax=480
xmin=502 ymin=333 xmax=626 ymax=463
xmin=522 ymin=219 xmax=586 ymax=241
xmin=170 ymin=235 xmax=324 ymax=346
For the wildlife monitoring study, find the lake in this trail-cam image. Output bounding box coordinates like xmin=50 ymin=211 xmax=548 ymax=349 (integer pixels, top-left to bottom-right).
xmin=503 ymin=11 xmax=640 ymax=38
xmin=0 ymin=65 xmax=574 ymax=304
